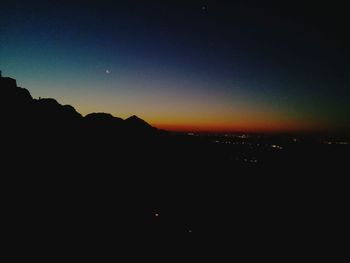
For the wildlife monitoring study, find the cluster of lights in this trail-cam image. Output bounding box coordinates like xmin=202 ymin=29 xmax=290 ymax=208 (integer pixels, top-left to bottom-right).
xmin=323 ymin=141 xmax=348 ymax=145
xmin=271 ymin=144 xmax=283 ymax=150
xmin=213 ymin=140 xmax=254 ymax=145
xmin=242 ymin=158 xmax=258 ymax=163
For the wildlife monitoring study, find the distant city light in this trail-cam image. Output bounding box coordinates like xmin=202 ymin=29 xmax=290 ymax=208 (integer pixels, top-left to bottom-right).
xmin=271 ymin=144 xmax=283 ymax=150
xmin=324 ymin=141 xmax=348 ymax=145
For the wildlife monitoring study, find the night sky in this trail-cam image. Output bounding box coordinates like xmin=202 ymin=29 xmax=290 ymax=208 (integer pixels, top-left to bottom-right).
xmin=1 ymin=0 xmax=349 ymax=133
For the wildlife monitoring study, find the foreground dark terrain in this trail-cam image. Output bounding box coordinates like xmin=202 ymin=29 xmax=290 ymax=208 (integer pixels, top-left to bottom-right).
xmin=2 ymin=75 xmax=349 ymax=259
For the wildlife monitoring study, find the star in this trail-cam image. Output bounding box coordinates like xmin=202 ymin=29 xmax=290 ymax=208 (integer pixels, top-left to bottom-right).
xmin=201 ymin=6 xmax=207 ymax=11
xmin=105 ymin=69 xmax=111 ymax=74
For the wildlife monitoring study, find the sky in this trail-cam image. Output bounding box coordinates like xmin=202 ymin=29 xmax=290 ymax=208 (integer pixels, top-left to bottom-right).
xmin=1 ymin=0 xmax=349 ymax=133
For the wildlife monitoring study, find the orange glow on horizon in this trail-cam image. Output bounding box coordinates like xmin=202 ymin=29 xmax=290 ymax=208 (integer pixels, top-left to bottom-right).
xmin=153 ymin=121 xmax=323 ymax=133
xmin=74 ymin=97 xmax=329 ymax=134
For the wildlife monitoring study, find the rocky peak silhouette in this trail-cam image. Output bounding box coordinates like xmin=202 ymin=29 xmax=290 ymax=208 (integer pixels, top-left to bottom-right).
xmin=1 ymin=74 xmax=156 ymax=135
xmin=125 ymin=114 xmax=155 ymax=131
xmin=85 ymin=112 xmax=123 ymax=122
xmin=1 ymin=74 xmax=32 ymax=104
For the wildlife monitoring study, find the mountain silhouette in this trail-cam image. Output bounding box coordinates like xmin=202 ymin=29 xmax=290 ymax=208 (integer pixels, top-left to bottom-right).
xmin=126 ymin=115 xmax=155 ymax=129
xmin=2 ymin=73 xmax=347 ymax=255
xmin=125 ymin=115 xmax=158 ymax=136
xmin=85 ymin=112 xmax=123 ymax=123
xmin=1 ymin=75 xmax=32 ymax=112
xmin=0 ymin=74 xmax=156 ymax=136
xmin=85 ymin=112 xmax=124 ymax=129
xmin=34 ymin=98 xmax=83 ymax=129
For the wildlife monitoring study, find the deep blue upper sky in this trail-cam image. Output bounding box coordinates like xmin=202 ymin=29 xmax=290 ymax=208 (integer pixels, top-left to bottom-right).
xmin=1 ymin=0 xmax=349 ymax=132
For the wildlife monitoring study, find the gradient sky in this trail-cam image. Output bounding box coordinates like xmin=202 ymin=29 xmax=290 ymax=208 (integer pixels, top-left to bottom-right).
xmin=1 ymin=0 xmax=349 ymax=133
